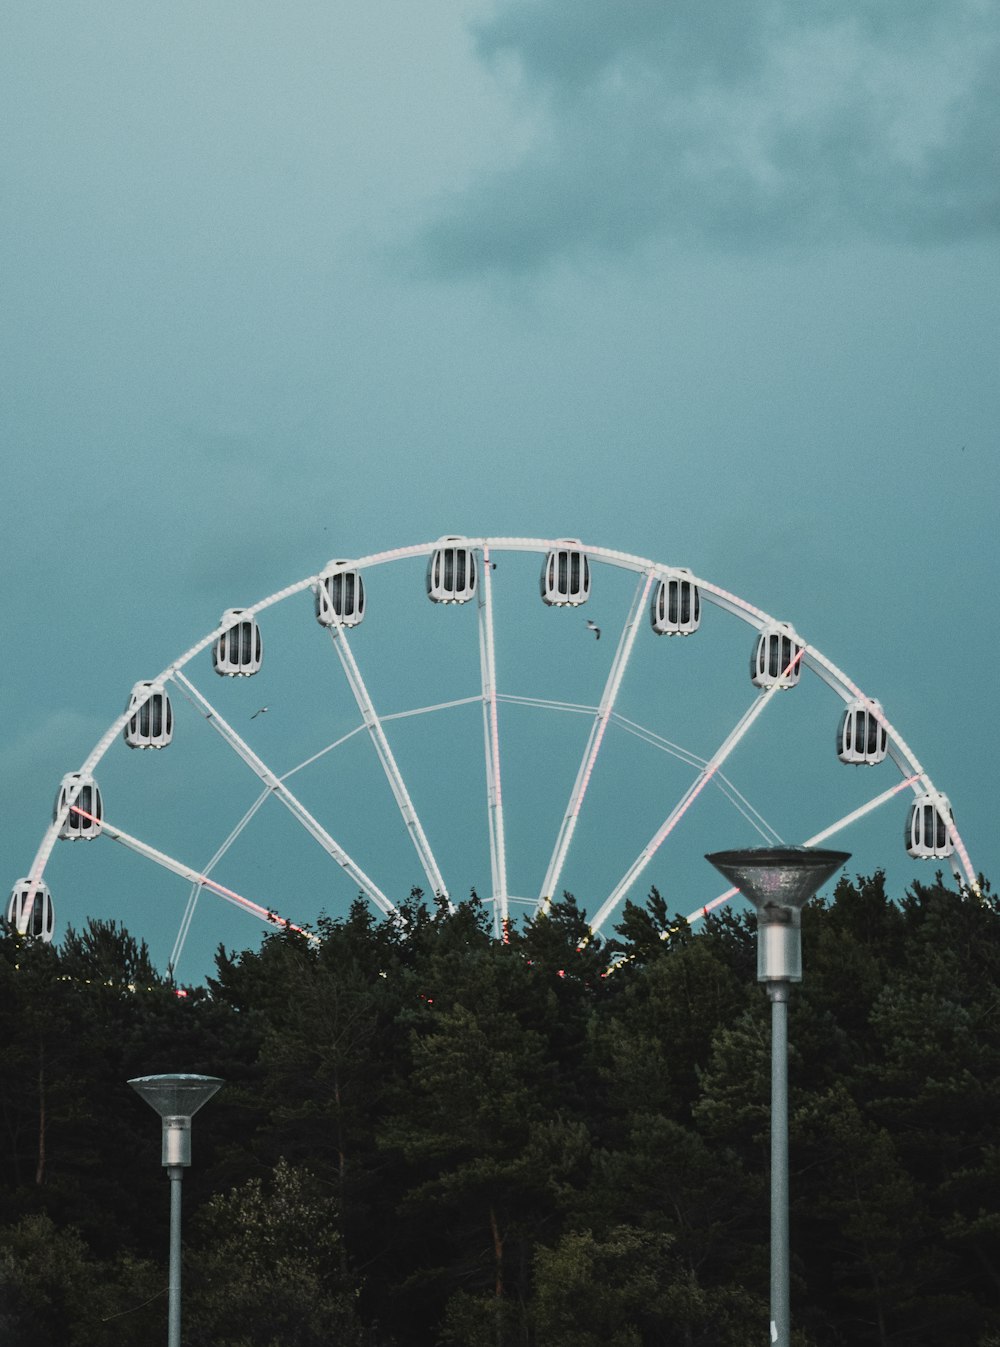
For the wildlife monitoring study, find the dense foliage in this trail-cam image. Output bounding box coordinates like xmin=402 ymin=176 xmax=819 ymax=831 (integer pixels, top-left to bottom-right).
xmin=1 ymin=874 xmax=999 ymax=1346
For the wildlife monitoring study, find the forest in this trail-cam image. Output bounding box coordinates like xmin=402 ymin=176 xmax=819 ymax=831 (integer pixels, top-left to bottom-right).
xmin=1 ymin=871 xmax=999 ymax=1347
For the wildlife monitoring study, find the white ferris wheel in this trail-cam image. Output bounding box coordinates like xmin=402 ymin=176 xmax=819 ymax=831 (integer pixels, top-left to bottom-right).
xmin=8 ymin=537 xmax=975 ymax=973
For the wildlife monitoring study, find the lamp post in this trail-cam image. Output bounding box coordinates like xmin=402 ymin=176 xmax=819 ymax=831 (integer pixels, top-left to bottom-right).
xmin=705 ymin=846 xmax=849 ymax=1347
xmin=129 ymin=1073 xmax=223 ymax=1347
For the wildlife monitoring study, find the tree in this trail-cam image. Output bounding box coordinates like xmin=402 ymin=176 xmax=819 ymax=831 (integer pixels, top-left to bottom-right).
xmin=0 ymin=1213 xmax=161 ymax=1347
xmin=59 ymin=919 xmax=164 ymax=990
xmin=531 ymin=1223 xmax=760 ymax=1347
xmin=185 ymin=1159 xmax=365 ymax=1347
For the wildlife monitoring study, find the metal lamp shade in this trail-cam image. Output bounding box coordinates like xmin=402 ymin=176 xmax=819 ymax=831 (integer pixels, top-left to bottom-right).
xmin=706 ymin=846 xmax=850 ymax=981
xmin=129 ymin=1074 xmax=223 ymax=1119
xmin=129 ymin=1074 xmax=223 ymax=1167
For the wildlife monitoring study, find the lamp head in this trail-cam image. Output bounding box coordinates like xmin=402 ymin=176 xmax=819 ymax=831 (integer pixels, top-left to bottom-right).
xmin=128 ymin=1074 xmax=223 ymax=1167
xmin=706 ymin=846 xmax=850 ymax=982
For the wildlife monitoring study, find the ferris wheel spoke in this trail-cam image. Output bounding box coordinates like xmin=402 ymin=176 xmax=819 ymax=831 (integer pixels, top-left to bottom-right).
xmin=539 ymin=571 xmax=655 ymax=912
xmin=67 ymin=805 xmax=316 ymax=940
xmin=323 ymin=627 xmax=451 ymax=906
xmin=170 ymin=671 xmax=398 ymax=919
xmin=686 ymin=887 xmax=740 ymax=926
xmin=609 ymin=713 xmax=782 ymax=843
xmin=590 ymin=683 xmax=785 ymax=937
xmin=169 ymin=787 xmax=272 ymax=975
xmin=611 ymin=713 xmax=711 ymax=768
xmin=803 ymin=775 xmax=923 ymax=849
xmin=171 ymin=887 xmax=200 ymax=975
xmin=478 ymin=544 xmax=509 ymax=935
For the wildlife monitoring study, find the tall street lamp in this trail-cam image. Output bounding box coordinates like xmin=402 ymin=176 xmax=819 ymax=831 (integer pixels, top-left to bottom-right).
xmin=129 ymin=1073 xmax=223 ymax=1347
xmin=706 ymin=846 xmax=849 ymax=1347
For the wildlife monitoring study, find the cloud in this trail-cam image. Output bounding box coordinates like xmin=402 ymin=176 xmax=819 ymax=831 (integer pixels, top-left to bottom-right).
xmin=418 ymin=0 xmax=1000 ymax=273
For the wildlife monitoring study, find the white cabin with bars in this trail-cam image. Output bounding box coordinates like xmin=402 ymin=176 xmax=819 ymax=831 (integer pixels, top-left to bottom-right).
xmin=123 ymin=682 xmax=173 ymax=749
xmin=7 ymin=880 xmax=55 ymax=942
xmin=906 ymin=791 xmax=954 ymax=859
xmin=55 ymin=772 xmax=103 ymax=840
xmin=316 ymin=562 xmax=366 ymax=628
xmin=427 ymin=539 xmax=477 ymax=604
xmin=837 ymin=698 xmax=887 ymax=765
xmin=651 ymin=570 xmax=701 ymax=636
xmin=541 ymin=541 xmax=590 ymax=607
xmin=751 ymin=623 xmax=803 ymax=690
xmin=213 ymin=610 xmax=263 ymax=676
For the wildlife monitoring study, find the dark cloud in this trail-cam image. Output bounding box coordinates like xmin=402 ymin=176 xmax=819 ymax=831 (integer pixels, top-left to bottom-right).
xmin=418 ymin=0 xmax=1000 ymax=273
xmin=477 ymin=0 xmax=770 ymax=89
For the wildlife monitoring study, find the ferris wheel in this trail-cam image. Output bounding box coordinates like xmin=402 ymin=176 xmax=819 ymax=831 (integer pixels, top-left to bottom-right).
xmin=8 ymin=537 xmax=975 ymax=973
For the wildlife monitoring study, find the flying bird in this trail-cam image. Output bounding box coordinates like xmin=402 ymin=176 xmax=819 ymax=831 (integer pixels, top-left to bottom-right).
xmin=251 ymin=707 xmax=269 ymax=719
xmin=586 ymin=620 xmax=601 ymax=640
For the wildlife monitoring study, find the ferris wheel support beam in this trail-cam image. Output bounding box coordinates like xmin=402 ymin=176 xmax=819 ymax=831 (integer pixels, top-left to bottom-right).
xmin=539 ymin=571 xmax=655 ymax=912
xmin=170 ymin=671 xmax=399 ymax=919
xmin=323 ymin=626 xmax=451 ymax=908
xmin=477 ymin=544 xmax=509 ymax=935
xmin=590 ymin=674 xmax=793 ymax=938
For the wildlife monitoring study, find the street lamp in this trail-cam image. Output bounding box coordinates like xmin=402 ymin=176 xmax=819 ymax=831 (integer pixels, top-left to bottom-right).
xmin=129 ymin=1073 xmax=223 ymax=1347
xmin=705 ymin=846 xmax=849 ymax=1347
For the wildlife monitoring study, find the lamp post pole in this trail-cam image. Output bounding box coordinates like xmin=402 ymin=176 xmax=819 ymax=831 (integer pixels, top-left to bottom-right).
xmin=129 ymin=1074 xmax=223 ymax=1347
xmin=169 ymin=1161 xmax=183 ymax=1346
xmin=769 ymin=979 xmax=790 ymax=1344
xmin=706 ymin=846 xmax=849 ymax=1347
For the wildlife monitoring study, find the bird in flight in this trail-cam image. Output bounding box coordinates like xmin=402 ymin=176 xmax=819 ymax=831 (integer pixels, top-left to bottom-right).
xmin=251 ymin=707 xmax=269 ymax=719
xmin=586 ymin=620 xmax=601 ymax=640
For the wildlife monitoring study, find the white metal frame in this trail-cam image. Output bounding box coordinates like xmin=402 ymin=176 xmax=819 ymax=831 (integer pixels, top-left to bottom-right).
xmin=20 ymin=537 xmax=976 ymax=969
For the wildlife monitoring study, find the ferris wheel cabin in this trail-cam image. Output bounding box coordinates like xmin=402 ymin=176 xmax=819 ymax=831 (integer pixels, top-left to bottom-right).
xmin=213 ymin=610 xmax=263 ymax=676
xmin=906 ymin=792 xmax=955 ymax=859
xmin=7 ymin=880 xmax=55 ymax=942
xmin=541 ymin=542 xmax=591 ymax=607
xmin=651 ymin=571 xmax=701 ymax=636
xmin=427 ymin=540 xmax=477 ymax=604
xmin=55 ymin=772 xmax=103 ymax=840
xmin=316 ymin=563 xmax=366 ymax=628
xmin=837 ymin=699 xmax=888 ymax=766
xmin=123 ymin=682 xmax=174 ymax=749
xmin=751 ymin=623 xmax=803 ymax=690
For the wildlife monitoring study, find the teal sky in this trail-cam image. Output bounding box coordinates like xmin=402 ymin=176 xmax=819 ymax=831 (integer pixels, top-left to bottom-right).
xmin=2 ymin=0 xmax=997 ymax=983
